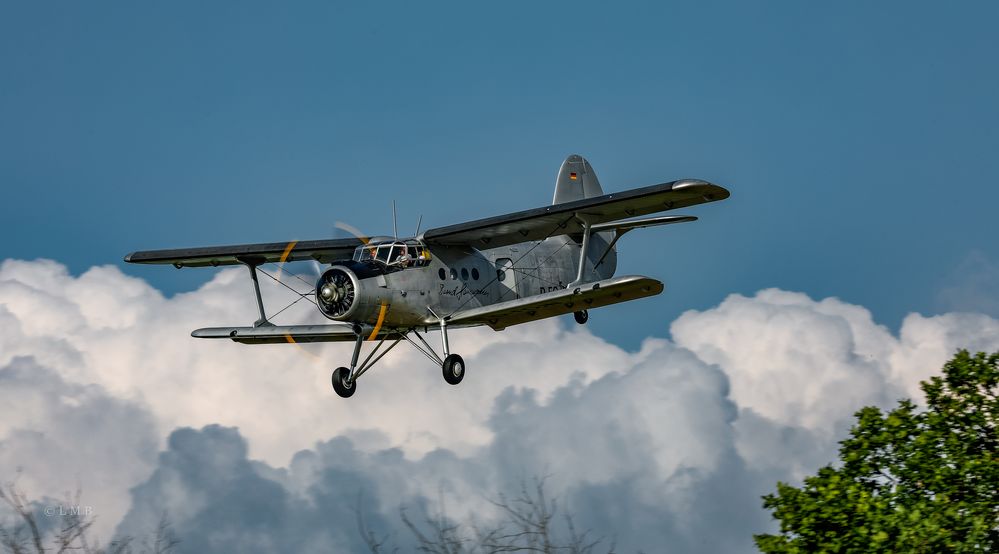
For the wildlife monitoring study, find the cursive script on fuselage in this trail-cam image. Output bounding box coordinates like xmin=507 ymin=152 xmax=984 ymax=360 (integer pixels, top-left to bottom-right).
xmin=439 ymin=283 xmax=490 ymax=298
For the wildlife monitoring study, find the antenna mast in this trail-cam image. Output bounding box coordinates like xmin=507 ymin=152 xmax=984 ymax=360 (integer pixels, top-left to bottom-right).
xmin=392 ymin=200 xmax=398 ymax=240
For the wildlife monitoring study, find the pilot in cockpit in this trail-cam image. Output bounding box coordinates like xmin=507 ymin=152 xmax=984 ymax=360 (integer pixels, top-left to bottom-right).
xmin=395 ymin=245 xmax=412 ymax=267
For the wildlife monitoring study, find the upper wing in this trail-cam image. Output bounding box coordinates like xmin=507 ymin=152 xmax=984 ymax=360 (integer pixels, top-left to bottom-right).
xmin=124 ymin=238 xmax=363 ymax=268
xmin=447 ymin=275 xmax=664 ymax=331
xmin=422 ymin=179 xmax=728 ymax=249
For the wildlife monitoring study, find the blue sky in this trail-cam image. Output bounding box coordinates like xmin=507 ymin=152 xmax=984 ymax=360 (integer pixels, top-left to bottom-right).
xmin=2 ymin=1 xmax=997 ymax=346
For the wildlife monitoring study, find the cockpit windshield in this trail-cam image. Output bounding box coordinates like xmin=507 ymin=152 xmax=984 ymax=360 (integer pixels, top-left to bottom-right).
xmin=352 ymin=239 xmax=430 ymax=268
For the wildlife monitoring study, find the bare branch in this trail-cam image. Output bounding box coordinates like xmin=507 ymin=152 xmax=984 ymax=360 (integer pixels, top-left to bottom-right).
xmin=356 ymin=494 xmax=397 ymax=554
xmin=0 ymin=477 xmax=179 ymax=554
xmin=0 ymin=479 xmax=45 ymax=554
xmin=367 ymin=475 xmax=616 ymax=554
xmin=149 ymin=513 xmax=180 ymax=554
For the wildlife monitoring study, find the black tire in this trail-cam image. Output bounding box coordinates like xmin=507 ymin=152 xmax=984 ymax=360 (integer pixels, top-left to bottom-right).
xmin=331 ymin=366 xmax=355 ymax=398
xmin=574 ymin=310 xmax=589 ymax=325
xmin=442 ymin=354 xmax=465 ymax=385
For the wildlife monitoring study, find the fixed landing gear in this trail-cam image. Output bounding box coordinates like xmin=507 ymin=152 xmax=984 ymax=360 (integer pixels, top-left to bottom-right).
xmin=332 ymin=366 xmax=355 ymax=398
xmin=442 ymin=354 xmax=465 ymax=385
xmin=403 ymin=324 xmax=468 ymax=388
xmin=331 ymin=329 xmax=402 ymax=398
xmin=330 ymin=313 xmax=470 ymax=398
xmin=574 ymin=310 xmax=589 ymax=325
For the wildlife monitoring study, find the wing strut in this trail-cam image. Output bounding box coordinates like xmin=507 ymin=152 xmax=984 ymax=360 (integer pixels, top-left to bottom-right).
xmin=568 ymin=216 xmax=594 ymax=288
xmin=238 ymin=257 xmax=271 ymax=327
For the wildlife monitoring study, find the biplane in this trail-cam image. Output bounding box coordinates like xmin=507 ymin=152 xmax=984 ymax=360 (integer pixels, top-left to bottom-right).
xmin=125 ymin=155 xmax=729 ymax=397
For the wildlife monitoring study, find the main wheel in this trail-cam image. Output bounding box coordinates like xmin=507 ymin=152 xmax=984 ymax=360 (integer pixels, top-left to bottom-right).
xmin=331 ymin=366 xmax=356 ymax=398
xmin=442 ymin=354 xmax=465 ymax=385
xmin=574 ymin=310 xmax=589 ymax=325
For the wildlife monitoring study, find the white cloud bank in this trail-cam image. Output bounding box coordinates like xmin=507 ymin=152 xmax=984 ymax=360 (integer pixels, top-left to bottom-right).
xmin=1 ymin=258 xmax=997 ymax=552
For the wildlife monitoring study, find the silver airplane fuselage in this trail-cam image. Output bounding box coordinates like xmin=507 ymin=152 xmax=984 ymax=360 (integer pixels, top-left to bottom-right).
xmin=318 ymin=232 xmax=616 ymax=328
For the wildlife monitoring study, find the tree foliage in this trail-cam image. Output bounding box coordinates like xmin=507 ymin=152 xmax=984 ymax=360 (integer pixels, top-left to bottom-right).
xmin=755 ymin=350 xmax=999 ymax=553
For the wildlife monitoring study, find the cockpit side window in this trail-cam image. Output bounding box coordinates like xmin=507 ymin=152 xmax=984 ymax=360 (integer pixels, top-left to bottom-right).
xmin=390 ymin=245 xmax=406 ymax=264
xmin=353 ymin=245 xmax=375 ymax=262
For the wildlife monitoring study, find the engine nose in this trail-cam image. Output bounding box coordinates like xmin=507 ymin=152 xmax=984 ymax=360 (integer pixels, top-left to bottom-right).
xmin=316 ymin=267 xmax=357 ymax=320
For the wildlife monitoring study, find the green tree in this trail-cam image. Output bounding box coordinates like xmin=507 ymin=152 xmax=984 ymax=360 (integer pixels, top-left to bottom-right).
xmin=755 ymin=350 xmax=998 ymax=553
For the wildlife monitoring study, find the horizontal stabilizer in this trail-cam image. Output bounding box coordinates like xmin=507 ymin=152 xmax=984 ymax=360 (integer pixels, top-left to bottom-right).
xmin=591 ymin=215 xmax=697 ymax=233
xmin=447 ymin=274 xmax=664 ymax=331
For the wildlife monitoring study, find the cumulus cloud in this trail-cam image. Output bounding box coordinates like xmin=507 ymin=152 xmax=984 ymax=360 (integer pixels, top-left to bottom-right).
xmin=116 ymin=342 xmax=755 ymax=553
xmin=1 ymin=259 xmax=998 ymax=552
xmin=0 ymin=259 xmax=631 ymax=465
xmin=0 ymin=356 xmax=158 ymax=540
xmin=672 ymin=288 xmax=999 ymax=478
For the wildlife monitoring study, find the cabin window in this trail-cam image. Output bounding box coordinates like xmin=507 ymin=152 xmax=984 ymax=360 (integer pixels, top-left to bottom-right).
xmin=496 ymin=258 xmax=515 ymax=290
xmin=438 ymin=268 xmax=446 ymax=280
xmin=450 ymin=268 xmax=458 ymax=280
xmin=461 ymin=268 xmax=469 ymax=281
xmin=471 ymin=268 xmax=480 ymax=280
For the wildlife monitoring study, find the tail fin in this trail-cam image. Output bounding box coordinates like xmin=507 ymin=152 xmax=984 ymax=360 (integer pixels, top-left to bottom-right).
xmin=553 ymin=154 xmax=604 ymax=204
xmin=553 ymin=155 xmax=617 ymax=279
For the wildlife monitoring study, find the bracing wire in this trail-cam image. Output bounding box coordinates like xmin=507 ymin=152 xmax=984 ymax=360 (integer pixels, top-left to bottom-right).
xmin=445 ymin=214 xmax=576 ymax=318
xmin=255 ymin=265 xmax=318 ymax=323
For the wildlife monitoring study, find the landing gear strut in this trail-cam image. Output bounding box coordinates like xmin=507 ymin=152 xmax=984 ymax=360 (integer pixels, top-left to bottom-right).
xmin=574 ymin=310 xmax=589 ymax=325
xmin=435 ymin=311 xmax=466 ymax=386
xmin=331 ymin=326 xmax=403 ymax=398
xmin=330 ymin=314 xmax=469 ymax=398
xmin=407 ymin=308 xmax=469 ymax=387
xmin=402 ymin=325 xmax=467 ymax=387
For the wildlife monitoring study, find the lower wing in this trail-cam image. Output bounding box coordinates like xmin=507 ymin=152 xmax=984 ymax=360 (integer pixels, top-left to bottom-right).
xmin=192 ymin=323 xmax=364 ymax=344
xmin=447 ymin=275 xmax=663 ymax=331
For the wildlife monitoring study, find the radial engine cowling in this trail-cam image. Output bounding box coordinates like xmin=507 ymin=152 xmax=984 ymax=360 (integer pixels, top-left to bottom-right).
xmin=316 ymin=267 xmax=359 ymax=320
xmin=316 ymin=264 xmax=397 ymax=323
